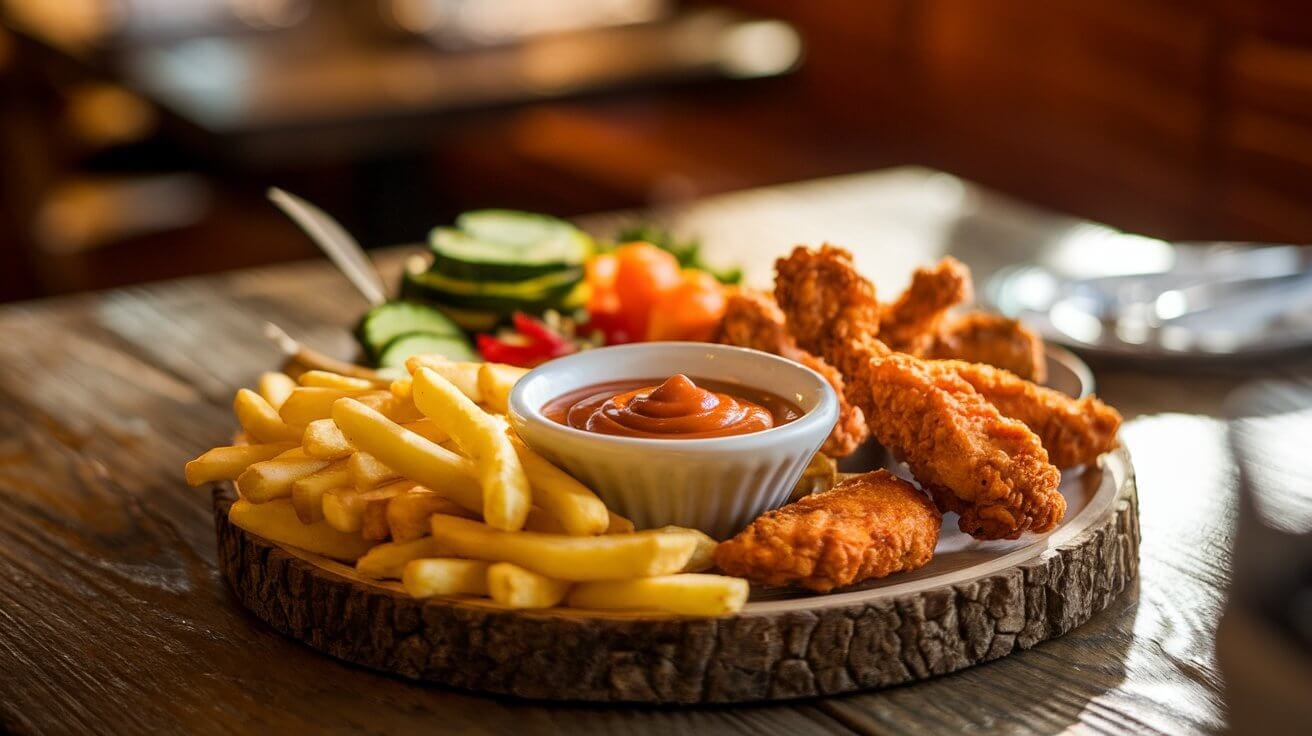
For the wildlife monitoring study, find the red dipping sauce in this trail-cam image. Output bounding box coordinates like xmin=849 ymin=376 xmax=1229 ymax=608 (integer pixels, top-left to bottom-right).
xmin=542 ymin=374 xmax=801 ymax=439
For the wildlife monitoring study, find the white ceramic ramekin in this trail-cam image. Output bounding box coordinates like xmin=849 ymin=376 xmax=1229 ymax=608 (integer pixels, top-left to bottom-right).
xmin=507 ymin=342 xmax=838 ymax=539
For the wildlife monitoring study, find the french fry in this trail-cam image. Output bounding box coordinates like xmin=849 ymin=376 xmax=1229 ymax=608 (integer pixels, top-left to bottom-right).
xmin=606 ymin=512 xmax=636 ymax=535
xmin=390 ymin=377 xmax=412 ymax=401
xmin=406 ymin=355 xmax=483 ymax=403
xmin=656 ymin=526 xmax=717 ymax=572
xmin=257 ymin=372 xmax=297 ymax=410
xmin=228 ymin=498 xmax=374 ymax=561
xmin=330 ymin=399 xmax=483 ymax=514
xmin=349 ymin=451 xmax=400 ymax=490
xmin=412 ymin=368 xmax=530 ymax=531
xmin=302 ymin=418 xmax=354 ymax=460
xmin=402 ymin=558 xmax=491 ymax=598
xmin=233 ymin=389 xmax=302 ymax=443
xmin=567 ymin=574 xmax=750 ymax=617
xmin=236 ymin=456 xmax=330 ymax=503
xmin=478 ymin=363 xmax=528 ymax=414
xmin=523 ymin=506 xmax=566 ymax=533
xmin=356 ymin=391 xmax=424 ymax=424
xmin=297 ymin=370 xmax=383 ymax=392
xmin=510 ymin=437 xmax=608 ymax=536
xmin=289 ymin=459 xmax=351 ymax=523
xmin=356 ymin=537 xmax=449 ymax=579
xmin=361 ymin=497 xmax=392 ymax=541
xmin=430 ymin=515 xmax=698 ymax=581
xmin=387 ymin=488 xmax=477 ymax=542
xmin=279 ymin=387 xmax=383 ymax=428
xmin=184 ymin=442 xmax=297 ymax=485
xmin=403 ymin=419 xmax=449 ymax=445
xmin=487 ymin=562 xmax=570 ymax=609
xmin=322 ymin=480 xmax=411 ymax=534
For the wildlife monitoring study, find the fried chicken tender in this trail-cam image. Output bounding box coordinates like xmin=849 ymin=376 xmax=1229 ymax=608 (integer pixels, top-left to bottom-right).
xmin=713 ymin=470 xmax=941 ymax=592
xmin=927 ymin=360 xmax=1122 ymax=469
xmin=879 ymin=256 xmax=972 ymax=354
xmin=714 ymin=290 xmax=868 ymax=457
xmin=923 ymin=312 xmax=1048 ymax=383
xmin=774 ymin=246 xmax=1065 ymax=539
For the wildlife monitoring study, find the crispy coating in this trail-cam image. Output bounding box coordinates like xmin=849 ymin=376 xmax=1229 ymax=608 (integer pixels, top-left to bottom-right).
xmin=927 ymin=360 xmax=1122 ymax=469
xmin=714 ymin=290 xmax=869 ymax=457
xmin=713 ymin=470 xmax=941 ymax=592
xmin=879 ymin=257 xmax=972 ymax=354
xmin=774 ymin=246 xmax=1065 ymax=539
xmin=923 ymin=312 xmax=1048 ymax=383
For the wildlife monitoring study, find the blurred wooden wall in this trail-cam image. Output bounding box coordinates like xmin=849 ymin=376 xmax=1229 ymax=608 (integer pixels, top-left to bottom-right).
xmin=719 ymin=0 xmax=1312 ymax=242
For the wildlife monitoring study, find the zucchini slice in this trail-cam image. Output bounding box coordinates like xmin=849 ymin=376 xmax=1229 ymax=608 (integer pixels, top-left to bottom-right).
xmin=376 ymin=331 xmax=477 ymax=368
xmin=429 ymin=211 xmax=591 ymax=281
xmin=402 ymin=266 xmax=582 ymax=313
xmin=357 ymin=301 xmax=462 ymax=362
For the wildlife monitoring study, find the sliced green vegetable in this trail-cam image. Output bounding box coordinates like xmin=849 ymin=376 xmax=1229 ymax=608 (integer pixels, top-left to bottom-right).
xmin=429 ymin=210 xmax=591 ymax=281
xmin=376 ymin=331 xmax=477 ymax=368
xmin=357 ymin=301 xmax=462 ymax=362
xmin=401 ymin=266 xmax=582 ymax=313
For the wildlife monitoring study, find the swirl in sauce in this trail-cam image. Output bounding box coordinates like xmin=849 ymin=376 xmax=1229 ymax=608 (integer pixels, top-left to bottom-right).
xmin=543 ymin=374 xmax=800 ymax=439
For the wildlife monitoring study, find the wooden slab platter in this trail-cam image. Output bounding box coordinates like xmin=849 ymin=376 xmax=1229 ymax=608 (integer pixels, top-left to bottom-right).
xmin=214 ymin=345 xmax=1139 ymax=703
xmin=214 ymin=437 xmax=1138 ymax=704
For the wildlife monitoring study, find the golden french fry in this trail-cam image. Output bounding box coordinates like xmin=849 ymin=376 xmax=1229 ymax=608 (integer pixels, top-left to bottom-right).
xmin=790 ymin=452 xmax=838 ymax=502
xmin=655 ymin=526 xmax=717 ymax=572
xmin=403 ymin=419 xmax=449 ymax=445
xmin=236 ymin=456 xmax=330 ymax=503
xmin=567 ymin=574 xmax=749 ymax=616
xmin=322 ymin=480 xmax=411 ymax=534
xmin=184 ymin=442 xmax=297 ymax=486
xmin=390 ymin=377 xmax=412 ymax=401
xmin=361 ymin=497 xmax=392 ymax=541
xmin=349 ymin=451 xmax=400 ymax=490
xmin=289 ymin=459 xmax=351 ymax=523
xmin=510 ymin=436 xmax=608 ymax=536
xmin=233 ymin=389 xmax=302 ymax=443
xmin=356 ymin=537 xmax=450 ymax=580
xmin=478 ymin=363 xmax=528 ymax=414
xmin=331 ymin=399 xmax=483 ymax=514
xmin=487 ymin=562 xmax=570 ymax=609
xmin=412 ymin=368 xmax=530 ymax=531
xmin=403 ymin=558 xmax=491 ymax=598
xmin=356 ymin=391 xmax=424 ymax=424
xmin=430 ymin=515 xmax=698 ymax=581
xmin=606 ymin=512 xmax=636 ymax=535
xmin=279 ymin=387 xmax=383 ymax=428
xmin=258 ymin=372 xmax=297 ymax=410
xmin=302 ymin=418 xmax=354 ymax=460
xmin=406 ymin=355 xmax=483 ymax=403
xmin=387 ymin=488 xmax=477 ymax=542
xmin=228 ymin=498 xmax=374 ymax=561
xmin=297 ymin=370 xmax=383 ymax=392
xmin=523 ymin=506 xmax=566 ymax=533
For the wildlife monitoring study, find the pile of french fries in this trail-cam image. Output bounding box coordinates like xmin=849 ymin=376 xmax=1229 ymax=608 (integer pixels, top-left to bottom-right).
xmin=186 ymin=356 xmax=749 ymax=617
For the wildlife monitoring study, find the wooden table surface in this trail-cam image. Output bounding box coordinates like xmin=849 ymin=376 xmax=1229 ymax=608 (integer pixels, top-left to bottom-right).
xmin=2 ymin=168 xmax=1307 ymax=735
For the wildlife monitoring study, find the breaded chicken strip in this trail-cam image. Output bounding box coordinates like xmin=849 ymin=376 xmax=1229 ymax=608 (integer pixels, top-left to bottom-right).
xmin=926 ymin=360 xmax=1122 ymax=469
xmin=923 ymin=312 xmax=1048 ymax=383
xmin=714 ymin=290 xmax=868 ymax=457
xmin=713 ymin=470 xmax=940 ymax=592
xmin=775 ymin=246 xmax=1065 ymax=539
xmin=879 ymin=256 xmax=972 ymax=354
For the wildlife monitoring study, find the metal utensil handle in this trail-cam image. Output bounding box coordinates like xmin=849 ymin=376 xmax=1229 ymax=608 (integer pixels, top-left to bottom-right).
xmin=268 ymin=187 xmax=389 ymax=306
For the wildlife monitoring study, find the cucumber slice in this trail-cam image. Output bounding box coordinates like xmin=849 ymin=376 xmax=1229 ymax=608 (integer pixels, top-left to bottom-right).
xmin=357 ymin=301 xmax=462 ymax=362
xmin=402 ymin=266 xmax=582 ymax=313
xmin=376 ymin=331 xmax=477 ymax=368
xmin=429 ymin=211 xmax=591 ymax=281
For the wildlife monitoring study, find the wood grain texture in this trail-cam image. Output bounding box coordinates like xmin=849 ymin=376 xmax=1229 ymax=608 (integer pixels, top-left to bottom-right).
xmin=214 ymin=463 xmax=1139 ymax=704
xmin=1 ymin=169 xmax=1307 ymax=733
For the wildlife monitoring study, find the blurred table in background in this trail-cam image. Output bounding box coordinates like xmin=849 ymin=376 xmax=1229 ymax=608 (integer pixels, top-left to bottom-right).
xmin=3 ymin=167 xmax=1310 ymax=734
